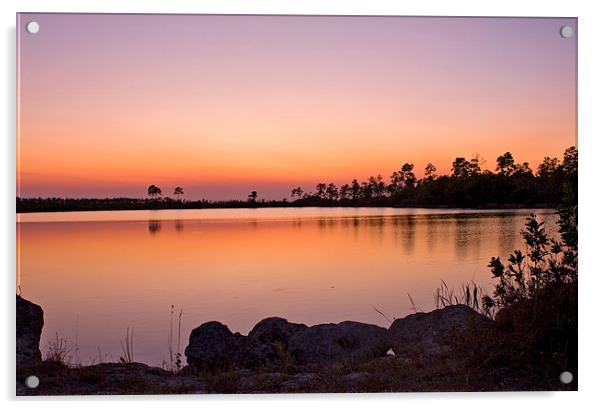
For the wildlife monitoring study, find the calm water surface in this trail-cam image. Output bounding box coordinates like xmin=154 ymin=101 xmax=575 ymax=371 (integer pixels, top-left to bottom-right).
xmin=17 ymin=207 xmax=556 ymax=366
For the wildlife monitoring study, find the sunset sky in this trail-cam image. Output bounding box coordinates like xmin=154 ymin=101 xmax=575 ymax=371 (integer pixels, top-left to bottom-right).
xmin=17 ymin=14 xmax=576 ymax=200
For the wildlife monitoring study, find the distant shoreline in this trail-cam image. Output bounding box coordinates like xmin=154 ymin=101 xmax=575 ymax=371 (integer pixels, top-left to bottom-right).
xmin=16 ymin=198 xmax=556 ymax=214
xmin=17 ymin=153 xmax=576 ymax=214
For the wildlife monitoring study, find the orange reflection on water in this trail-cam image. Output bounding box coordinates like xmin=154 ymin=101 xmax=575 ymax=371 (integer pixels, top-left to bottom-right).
xmin=17 ymin=208 xmax=555 ymax=365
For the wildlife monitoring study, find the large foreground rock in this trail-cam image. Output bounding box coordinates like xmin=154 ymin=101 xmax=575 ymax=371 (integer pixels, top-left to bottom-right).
xmin=249 ymin=317 xmax=307 ymax=360
xmin=185 ymin=318 xmax=391 ymax=371
xmin=186 ymin=307 xmax=489 ymax=371
xmin=249 ymin=317 xmax=307 ymax=346
xmin=288 ymin=321 xmax=391 ymax=365
xmin=389 ymin=305 xmax=490 ymax=358
xmin=186 ymin=318 xmax=307 ymax=372
xmin=185 ymin=321 xmax=267 ymax=372
xmin=16 ymin=295 xmax=44 ymax=366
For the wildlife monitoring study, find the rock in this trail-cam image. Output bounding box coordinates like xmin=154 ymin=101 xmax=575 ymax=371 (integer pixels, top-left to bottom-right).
xmin=105 ymin=363 xmax=208 ymax=393
xmin=236 ymin=371 xmax=284 ymax=392
xmin=18 ymin=362 xmax=208 ymax=395
xmin=249 ymin=317 xmax=307 ymax=346
xmin=185 ymin=308 xmax=488 ymax=373
xmin=389 ymin=305 xmax=491 ymax=358
xmin=16 ymin=295 xmax=44 ymax=366
xmin=90 ymin=362 xmax=168 ymax=384
xmin=184 ymin=321 xmax=267 ymax=372
xmin=288 ymin=321 xmax=391 ymax=365
xmin=248 ymin=317 xmax=307 ymax=361
xmin=280 ymin=372 xmax=319 ymax=391
xmin=341 ymin=371 xmax=369 ymax=383
xmin=177 ymin=364 xmax=195 ymax=376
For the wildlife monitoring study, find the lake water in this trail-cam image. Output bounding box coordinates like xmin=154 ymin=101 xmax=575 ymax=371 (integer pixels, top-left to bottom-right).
xmin=17 ymin=207 xmax=556 ymax=366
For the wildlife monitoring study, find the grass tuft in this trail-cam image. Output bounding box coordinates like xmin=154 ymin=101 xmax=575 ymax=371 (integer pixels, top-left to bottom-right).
xmin=433 ymin=280 xmax=494 ymax=318
xmin=45 ymin=332 xmax=72 ymax=366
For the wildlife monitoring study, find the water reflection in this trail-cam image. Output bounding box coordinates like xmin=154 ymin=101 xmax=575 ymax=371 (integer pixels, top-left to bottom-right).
xmin=18 ymin=208 xmax=555 ymax=365
xmin=148 ymin=220 xmax=162 ymax=234
xmin=454 ymin=218 xmax=470 ymax=260
xmin=497 ymin=215 xmax=518 ymax=258
xmin=391 ymin=216 xmax=416 ymax=255
xmin=425 ymin=216 xmax=438 ymax=252
xmin=175 ymin=220 xmax=184 ymax=232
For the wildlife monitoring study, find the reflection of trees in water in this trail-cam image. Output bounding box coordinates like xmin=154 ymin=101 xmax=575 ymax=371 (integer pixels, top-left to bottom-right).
xmin=425 ymin=216 xmax=438 ymax=252
xmin=175 ymin=220 xmax=184 ymax=232
xmin=472 ymin=217 xmax=482 ymax=257
xmin=337 ymin=216 xmax=386 ymax=228
xmin=358 ymin=216 xmax=386 ymax=246
xmin=316 ymin=218 xmax=340 ymax=230
xmin=497 ymin=215 xmax=518 ymax=258
xmin=317 ymin=218 xmax=328 ymax=229
xmin=314 ymin=216 xmax=388 ymax=243
xmin=453 ymin=216 xmax=483 ymax=261
xmin=391 ymin=216 xmax=416 ymax=255
xmin=453 ymin=217 xmax=485 ymax=261
xmin=313 ymin=215 xmax=418 ymax=253
xmin=148 ymin=220 xmax=161 ymax=234
xmin=454 ymin=218 xmax=470 ymax=261
xmin=339 ymin=217 xmax=360 ymax=241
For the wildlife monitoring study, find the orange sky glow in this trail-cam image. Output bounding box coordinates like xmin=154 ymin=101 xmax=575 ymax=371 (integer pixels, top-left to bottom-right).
xmin=17 ymin=14 xmax=577 ymax=199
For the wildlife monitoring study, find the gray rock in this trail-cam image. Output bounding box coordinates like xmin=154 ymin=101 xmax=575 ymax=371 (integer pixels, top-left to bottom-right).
xmin=17 ymin=362 xmax=209 ymax=395
xmin=281 ymin=372 xmax=319 ymax=391
xmin=249 ymin=317 xmax=307 ymax=346
xmin=248 ymin=317 xmax=307 ymax=361
xmin=236 ymin=371 xmax=285 ymax=392
xmin=288 ymin=321 xmax=391 ymax=365
xmin=389 ymin=304 xmax=491 ymax=358
xmin=101 ymin=363 xmax=208 ymax=392
xmin=16 ymin=296 xmax=44 ymax=366
xmin=341 ymin=371 xmax=369 ymax=383
xmin=184 ymin=321 xmax=267 ymax=372
xmin=90 ymin=362 xmax=169 ymax=384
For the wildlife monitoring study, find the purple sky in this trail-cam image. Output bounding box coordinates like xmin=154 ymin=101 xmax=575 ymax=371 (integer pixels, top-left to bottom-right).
xmin=17 ymin=14 xmax=577 ymax=200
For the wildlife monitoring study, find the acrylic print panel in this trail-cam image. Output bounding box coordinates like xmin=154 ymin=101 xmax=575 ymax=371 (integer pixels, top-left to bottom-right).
xmin=16 ymin=14 xmax=577 ymax=395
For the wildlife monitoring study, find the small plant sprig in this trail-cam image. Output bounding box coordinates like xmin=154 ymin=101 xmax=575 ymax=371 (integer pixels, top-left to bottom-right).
xmin=119 ymin=327 xmax=134 ymax=364
xmin=45 ymin=332 xmax=72 ymax=366
xmin=168 ymin=305 xmax=184 ymax=373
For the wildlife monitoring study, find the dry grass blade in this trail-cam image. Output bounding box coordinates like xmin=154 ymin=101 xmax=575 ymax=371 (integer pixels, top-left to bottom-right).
xmin=373 ymin=306 xmax=393 ymax=324
xmin=407 ymin=293 xmax=422 ymax=313
xmin=120 ymin=327 xmax=134 ymax=364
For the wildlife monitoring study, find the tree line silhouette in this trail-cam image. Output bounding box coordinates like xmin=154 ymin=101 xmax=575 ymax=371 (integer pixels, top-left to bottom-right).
xmin=288 ymin=146 xmax=577 ymax=207
xmin=16 ymin=147 xmax=577 ymax=213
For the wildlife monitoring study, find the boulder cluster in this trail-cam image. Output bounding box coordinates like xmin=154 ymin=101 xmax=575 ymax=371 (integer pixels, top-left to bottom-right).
xmin=184 ymin=305 xmax=490 ymax=372
xmin=15 ymin=295 xmax=491 ymax=374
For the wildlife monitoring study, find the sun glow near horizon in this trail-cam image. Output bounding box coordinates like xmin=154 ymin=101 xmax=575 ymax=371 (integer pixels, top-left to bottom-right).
xmin=17 ymin=14 xmax=576 ymax=200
